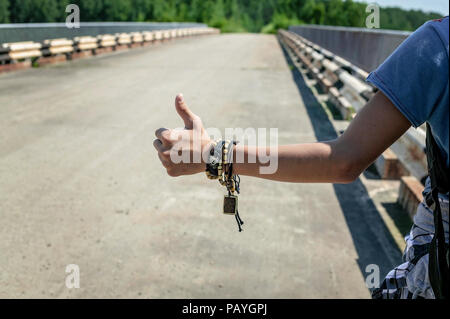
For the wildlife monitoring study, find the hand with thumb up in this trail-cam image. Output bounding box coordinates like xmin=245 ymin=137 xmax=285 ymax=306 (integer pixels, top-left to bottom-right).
xmin=153 ymin=94 xmax=213 ymax=177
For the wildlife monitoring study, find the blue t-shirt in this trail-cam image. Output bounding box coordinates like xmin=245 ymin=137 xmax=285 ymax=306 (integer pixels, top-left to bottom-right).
xmin=367 ymin=17 xmax=449 ymax=168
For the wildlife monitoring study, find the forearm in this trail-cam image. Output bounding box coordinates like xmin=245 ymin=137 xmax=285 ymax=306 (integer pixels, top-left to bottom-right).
xmin=232 ymin=141 xmax=358 ymax=183
xmin=231 ymin=92 xmax=413 ymax=183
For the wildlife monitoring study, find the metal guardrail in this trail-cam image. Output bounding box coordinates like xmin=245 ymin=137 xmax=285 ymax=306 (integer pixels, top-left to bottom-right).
xmin=289 ymin=24 xmax=411 ymax=72
xmin=0 ymin=22 xmax=207 ymax=44
xmin=280 ymin=30 xmax=375 ymax=119
xmin=0 ymin=26 xmax=219 ymax=73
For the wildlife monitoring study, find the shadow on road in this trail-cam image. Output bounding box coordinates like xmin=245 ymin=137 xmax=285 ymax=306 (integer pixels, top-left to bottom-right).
xmin=278 ymin=39 xmax=402 ymax=290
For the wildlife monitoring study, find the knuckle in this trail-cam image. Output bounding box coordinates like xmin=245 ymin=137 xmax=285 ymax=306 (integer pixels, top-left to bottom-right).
xmin=159 ymin=136 xmax=168 ymax=144
xmin=193 ymin=114 xmax=202 ymax=123
xmin=161 ymin=130 xmax=173 ymax=143
xmin=161 ymin=161 xmax=170 ymax=168
xmin=170 ymin=129 xmax=183 ymax=141
xmin=155 ymin=128 xmax=164 ymax=137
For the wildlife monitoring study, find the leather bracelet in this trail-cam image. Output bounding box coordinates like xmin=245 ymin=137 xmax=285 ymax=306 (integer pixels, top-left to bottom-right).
xmin=205 ymin=139 xmax=244 ymax=232
xmin=221 ymin=140 xmax=237 ymax=189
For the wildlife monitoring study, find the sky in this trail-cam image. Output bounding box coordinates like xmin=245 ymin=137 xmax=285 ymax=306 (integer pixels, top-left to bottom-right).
xmin=354 ymin=0 xmax=449 ymax=15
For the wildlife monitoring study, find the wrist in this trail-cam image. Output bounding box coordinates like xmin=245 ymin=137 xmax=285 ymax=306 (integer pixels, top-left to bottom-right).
xmin=203 ymin=140 xmax=215 ymax=163
xmin=194 ymin=162 xmax=205 ymax=174
xmin=199 ymin=140 xmax=215 ymax=174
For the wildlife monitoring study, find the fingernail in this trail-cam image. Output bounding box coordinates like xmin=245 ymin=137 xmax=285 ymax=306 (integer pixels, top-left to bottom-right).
xmin=178 ymin=93 xmax=184 ymax=102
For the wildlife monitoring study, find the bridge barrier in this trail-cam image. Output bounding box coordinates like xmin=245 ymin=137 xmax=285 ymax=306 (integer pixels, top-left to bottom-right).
xmin=0 ymin=51 xmax=9 ymax=64
xmin=289 ymin=24 xmax=410 ymax=72
xmin=390 ymin=128 xmax=427 ymax=181
xmin=278 ymin=29 xmax=427 ymax=219
xmin=310 ymin=51 xmax=324 ymax=70
xmin=142 ymin=31 xmax=154 ymax=42
xmin=98 ymin=34 xmax=116 ymax=48
xmin=338 ymin=71 xmax=373 ymax=113
xmin=36 ymin=38 xmax=74 ymax=65
xmin=321 ymin=59 xmax=340 ymax=91
xmin=163 ymin=30 xmax=171 ymax=40
xmin=154 ymin=30 xmax=163 ymax=41
xmin=2 ymin=41 xmax=42 ymax=61
xmin=131 ymin=32 xmax=144 ymax=44
xmin=116 ymin=33 xmax=132 ymax=46
xmin=0 ymin=27 xmax=220 ymax=74
xmin=74 ymin=36 xmax=98 ymax=51
xmin=279 ymin=30 xmax=376 ymax=120
xmin=398 ymin=176 xmax=425 ymax=219
xmin=42 ymin=39 xmax=74 ymax=56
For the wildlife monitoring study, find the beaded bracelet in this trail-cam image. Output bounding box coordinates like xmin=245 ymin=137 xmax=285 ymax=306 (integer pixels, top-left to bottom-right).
xmin=205 ymin=139 xmax=244 ymax=232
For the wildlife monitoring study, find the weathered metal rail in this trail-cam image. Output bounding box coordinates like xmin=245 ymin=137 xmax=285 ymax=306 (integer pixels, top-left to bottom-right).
xmin=0 ymin=26 xmax=219 ymax=73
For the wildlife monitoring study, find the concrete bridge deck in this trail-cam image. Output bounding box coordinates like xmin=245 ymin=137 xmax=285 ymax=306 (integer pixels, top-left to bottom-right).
xmin=0 ymin=34 xmax=404 ymax=298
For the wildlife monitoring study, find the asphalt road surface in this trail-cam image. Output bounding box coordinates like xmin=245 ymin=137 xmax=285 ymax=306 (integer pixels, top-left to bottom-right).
xmin=0 ymin=34 xmax=402 ymax=298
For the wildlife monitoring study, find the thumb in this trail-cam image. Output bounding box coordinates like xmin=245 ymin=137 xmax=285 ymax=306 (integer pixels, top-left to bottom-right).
xmin=175 ymin=94 xmax=200 ymax=130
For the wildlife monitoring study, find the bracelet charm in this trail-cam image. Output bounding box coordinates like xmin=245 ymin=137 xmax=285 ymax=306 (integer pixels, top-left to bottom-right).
xmin=205 ymin=139 xmax=244 ymax=232
xmin=223 ymin=194 xmax=238 ymax=215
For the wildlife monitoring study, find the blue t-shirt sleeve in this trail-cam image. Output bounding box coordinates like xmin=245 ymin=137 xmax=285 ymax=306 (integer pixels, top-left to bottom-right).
xmin=366 ymin=21 xmax=449 ymax=128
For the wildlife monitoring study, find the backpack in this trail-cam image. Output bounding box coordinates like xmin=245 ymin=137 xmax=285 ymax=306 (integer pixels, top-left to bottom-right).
xmin=425 ymin=122 xmax=449 ymax=299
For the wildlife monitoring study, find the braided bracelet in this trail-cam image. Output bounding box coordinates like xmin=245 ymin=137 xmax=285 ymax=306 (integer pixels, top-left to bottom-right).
xmin=205 ymin=139 xmax=244 ymax=232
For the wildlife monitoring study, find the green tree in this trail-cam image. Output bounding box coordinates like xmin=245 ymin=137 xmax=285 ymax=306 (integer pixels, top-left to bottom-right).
xmin=300 ymin=0 xmax=316 ymax=23
xmin=9 ymin=0 xmax=59 ymax=23
xmin=342 ymin=0 xmax=365 ymax=27
xmin=324 ymin=0 xmax=345 ymax=25
xmin=0 ymin=0 xmax=9 ymax=23
xmin=130 ymin=0 xmax=153 ymax=22
xmin=311 ymin=2 xmax=325 ymax=24
xmin=56 ymin=0 xmax=71 ymax=22
xmin=209 ymin=0 xmax=226 ymax=29
xmin=262 ymin=12 xmax=302 ymax=34
xmin=103 ymin=0 xmax=133 ymax=22
xmin=188 ymin=0 xmax=204 ymax=22
xmin=3 ymin=0 xmax=444 ymax=33
xmin=75 ymin=0 xmax=105 ymax=22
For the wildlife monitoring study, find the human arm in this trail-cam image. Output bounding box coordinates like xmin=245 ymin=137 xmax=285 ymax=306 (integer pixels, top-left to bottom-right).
xmin=154 ymin=91 xmax=411 ymax=183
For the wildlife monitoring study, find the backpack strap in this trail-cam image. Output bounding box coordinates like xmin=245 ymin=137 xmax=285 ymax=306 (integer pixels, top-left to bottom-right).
xmin=425 ymin=123 xmax=449 ymax=299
